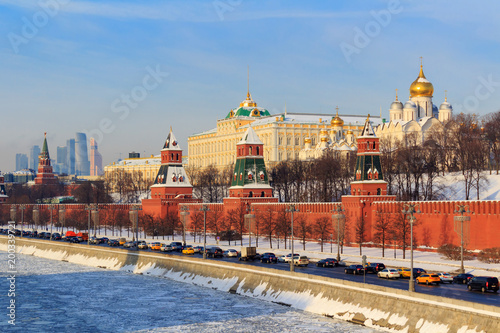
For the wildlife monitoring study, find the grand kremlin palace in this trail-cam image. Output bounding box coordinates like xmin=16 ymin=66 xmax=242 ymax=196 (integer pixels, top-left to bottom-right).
xmin=187 ymin=91 xmax=378 ymax=169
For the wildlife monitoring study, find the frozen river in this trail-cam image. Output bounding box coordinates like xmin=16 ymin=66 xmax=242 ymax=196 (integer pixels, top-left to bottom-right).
xmin=0 ymin=251 xmax=377 ymax=332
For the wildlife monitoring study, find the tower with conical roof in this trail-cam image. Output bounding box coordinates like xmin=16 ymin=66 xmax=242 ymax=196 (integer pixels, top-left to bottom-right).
xmin=350 ymin=116 xmax=388 ymax=196
xmin=34 ymin=133 xmax=59 ymax=185
xmin=228 ymin=126 xmax=273 ymax=198
xmin=150 ymin=127 xmax=193 ymax=199
xmin=0 ymin=173 xmax=7 ymax=202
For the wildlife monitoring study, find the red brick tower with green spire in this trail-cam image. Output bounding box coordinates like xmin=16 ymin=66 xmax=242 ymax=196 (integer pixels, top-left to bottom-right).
xmin=34 ymin=133 xmax=58 ymax=185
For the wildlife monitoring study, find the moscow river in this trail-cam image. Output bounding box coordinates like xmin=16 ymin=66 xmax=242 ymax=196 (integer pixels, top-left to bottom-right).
xmin=0 ymin=251 xmax=377 ymax=332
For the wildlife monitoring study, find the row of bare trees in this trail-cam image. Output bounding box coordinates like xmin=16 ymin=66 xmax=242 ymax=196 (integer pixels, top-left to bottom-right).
xmin=184 ymin=165 xmax=233 ymax=203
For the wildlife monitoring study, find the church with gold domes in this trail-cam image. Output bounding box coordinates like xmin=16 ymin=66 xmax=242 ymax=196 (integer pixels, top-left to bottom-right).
xmin=375 ymin=62 xmax=453 ymax=144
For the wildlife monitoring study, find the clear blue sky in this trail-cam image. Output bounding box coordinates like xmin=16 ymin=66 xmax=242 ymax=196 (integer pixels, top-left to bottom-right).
xmin=1 ymin=0 xmax=499 ymax=172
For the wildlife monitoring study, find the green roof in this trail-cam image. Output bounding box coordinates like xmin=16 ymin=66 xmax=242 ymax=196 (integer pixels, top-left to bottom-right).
xmin=225 ymin=107 xmax=271 ymax=119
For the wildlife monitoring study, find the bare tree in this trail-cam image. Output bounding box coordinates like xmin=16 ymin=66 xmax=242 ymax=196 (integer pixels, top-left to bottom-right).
xmin=295 ymin=214 xmax=310 ymax=250
xmin=314 ymin=217 xmax=331 ymax=252
xmin=373 ymin=210 xmax=393 ymax=257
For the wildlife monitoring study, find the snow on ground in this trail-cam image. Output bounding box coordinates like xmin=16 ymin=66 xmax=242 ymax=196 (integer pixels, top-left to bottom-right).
xmin=0 ymin=252 xmax=377 ymax=333
xmin=435 ymin=171 xmax=500 ymax=200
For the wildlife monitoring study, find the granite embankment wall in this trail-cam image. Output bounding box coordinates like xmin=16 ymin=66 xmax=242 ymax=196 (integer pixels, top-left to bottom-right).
xmin=2 ymin=237 xmax=499 ymax=333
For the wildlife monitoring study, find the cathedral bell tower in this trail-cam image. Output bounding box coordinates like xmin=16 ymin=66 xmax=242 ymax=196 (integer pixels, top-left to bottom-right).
xmin=350 ymin=116 xmax=388 ymax=196
xmin=229 ymin=126 xmax=273 ymax=198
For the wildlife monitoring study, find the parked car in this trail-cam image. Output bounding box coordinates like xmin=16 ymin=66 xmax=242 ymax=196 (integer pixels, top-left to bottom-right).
xmin=413 ymin=268 xmax=427 ymax=277
xmin=100 ymin=237 xmax=109 ymax=244
xmin=192 ymin=246 xmax=204 ymax=253
xmin=69 ymin=236 xmax=80 ymax=243
xmin=170 ymin=242 xmax=183 ymax=252
xmin=138 ymin=241 xmax=149 ymax=250
xmin=89 ymin=236 xmax=100 ymax=244
xmin=467 ymin=276 xmax=499 ymax=293
xmin=150 ymin=242 xmax=162 ymax=251
xmin=206 ymin=247 xmax=224 ymax=258
xmin=51 ymin=232 xmax=62 ymax=240
xmin=260 ymin=253 xmax=278 ymax=263
xmin=278 ymin=253 xmax=300 ymax=263
xmin=161 ymin=244 xmax=173 ymax=252
xmin=345 ymin=265 xmax=365 ymax=275
xmin=223 ymin=249 xmax=239 ymax=257
xmin=118 ymin=238 xmax=127 ymax=246
xmin=365 ymin=263 xmax=386 ymax=273
xmin=316 ymin=258 xmax=338 ymax=268
xmin=292 ymin=256 xmax=309 ymax=267
xmin=377 ymin=269 xmax=400 ymax=279
xmin=437 ymin=273 xmax=453 ymax=284
xmin=108 ymin=239 xmax=120 ymax=247
xmin=123 ymin=241 xmax=137 ymax=248
xmin=398 ymin=268 xmax=412 ymax=278
xmin=453 ymin=273 xmax=474 ymax=284
xmin=182 ymin=247 xmax=195 ymax=255
xmin=416 ymin=274 xmax=441 ymax=285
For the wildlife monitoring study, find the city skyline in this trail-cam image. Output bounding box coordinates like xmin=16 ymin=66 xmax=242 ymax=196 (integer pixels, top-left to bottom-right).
xmin=1 ymin=1 xmax=500 ymax=172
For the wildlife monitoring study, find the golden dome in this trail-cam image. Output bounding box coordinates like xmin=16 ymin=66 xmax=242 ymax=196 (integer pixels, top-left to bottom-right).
xmin=410 ymin=64 xmax=434 ymax=97
xmin=240 ymin=91 xmax=257 ymax=107
xmin=320 ymin=136 xmax=329 ymax=142
xmin=347 ymin=130 xmax=353 ymax=135
xmin=331 ymin=106 xmax=344 ymax=127
xmin=304 ymin=138 xmax=312 ymax=144
xmin=320 ymin=129 xmax=328 ymax=136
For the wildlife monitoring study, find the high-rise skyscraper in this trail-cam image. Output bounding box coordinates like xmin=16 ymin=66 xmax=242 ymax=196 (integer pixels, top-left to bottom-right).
xmin=15 ymin=153 xmax=28 ymax=171
xmin=29 ymin=145 xmax=40 ymax=170
xmin=56 ymin=146 xmax=68 ymax=174
xmin=89 ymin=138 xmax=103 ymax=176
xmin=75 ymin=132 xmax=90 ymax=176
xmin=66 ymin=138 xmax=75 ymax=175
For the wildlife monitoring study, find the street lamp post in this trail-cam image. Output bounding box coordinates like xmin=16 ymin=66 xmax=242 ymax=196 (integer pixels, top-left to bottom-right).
xmin=48 ymin=204 xmax=56 ymax=241
xmin=402 ymin=203 xmax=420 ymax=292
xmin=179 ymin=205 xmax=190 ymax=247
xmin=10 ymin=205 xmax=17 ymax=236
xmin=59 ymin=205 xmax=66 ymax=236
xmin=454 ymin=205 xmax=472 ymax=274
xmin=86 ymin=204 xmax=97 ymax=245
xmin=129 ymin=205 xmax=141 ymax=245
xmin=200 ymin=205 xmax=210 ymax=259
xmin=332 ymin=205 xmax=345 ymax=262
xmin=32 ymin=205 xmax=39 ymax=234
xmin=286 ymin=205 xmax=299 ymax=272
xmin=19 ymin=205 xmax=26 ymax=237
xmin=244 ymin=204 xmax=255 ymax=247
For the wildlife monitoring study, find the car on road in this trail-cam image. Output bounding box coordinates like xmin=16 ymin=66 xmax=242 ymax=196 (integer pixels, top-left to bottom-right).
xmin=316 ymin=258 xmax=338 ymax=268
xmin=170 ymin=242 xmax=183 ymax=252
xmin=260 ymin=253 xmax=278 ymax=263
xmin=467 ymin=276 xmax=499 ymax=293
xmin=365 ymin=263 xmax=386 ymax=273
xmin=453 ymin=273 xmax=474 ymax=284
xmin=182 ymin=247 xmax=195 ymax=255
xmin=150 ymin=242 xmax=162 ymax=251
xmin=51 ymin=233 xmax=62 ymax=240
xmin=377 ymin=269 xmax=400 ymax=279
xmin=223 ymin=249 xmax=239 ymax=257
xmin=437 ymin=273 xmax=453 ymax=284
xmin=416 ymin=274 xmax=441 ymax=285
xmin=413 ymin=268 xmax=427 ymax=277
xmin=193 ymin=246 xmax=204 ymax=253
xmin=206 ymin=247 xmax=223 ymax=258
xmin=118 ymin=238 xmax=127 ymax=246
xmin=138 ymin=241 xmax=149 ymax=250
xmin=345 ymin=265 xmax=365 ymax=275
xmin=108 ymin=239 xmax=120 ymax=246
xmin=69 ymin=236 xmax=81 ymax=243
xmin=161 ymin=244 xmax=173 ymax=252
xmin=292 ymin=256 xmax=309 ymax=267
xmin=278 ymin=253 xmax=300 ymax=263
xmin=89 ymin=236 xmax=100 ymax=244
xmin=398 ymin=268 xmax=412 ymax=278
xmin=123 ymin=241 xmax=137 ymax=248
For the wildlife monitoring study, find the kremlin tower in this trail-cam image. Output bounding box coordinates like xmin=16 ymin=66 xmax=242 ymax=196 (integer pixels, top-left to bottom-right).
xmin=34 ymin=133 xmax=59 ymax=185
xmin=150 ymin=127 xmax=193 ymax=199
xmin=0 ymin=173 xmax=7 ymax=202
xmin=228 ymin=126 xmax=273 ymax=198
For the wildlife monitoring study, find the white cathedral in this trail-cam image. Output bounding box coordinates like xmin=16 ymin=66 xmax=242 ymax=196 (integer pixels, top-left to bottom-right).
xmin=375 ymin=62 xmax=453 ymax=143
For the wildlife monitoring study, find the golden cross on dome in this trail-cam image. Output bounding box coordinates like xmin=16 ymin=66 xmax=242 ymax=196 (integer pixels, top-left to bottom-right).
xmin=395 ymin=88 xmax=398 ymax=101
xmin=335 ymin=105 xmax=339 ymax=115
xmin=445 ymin=90 xmax=448 ymax=102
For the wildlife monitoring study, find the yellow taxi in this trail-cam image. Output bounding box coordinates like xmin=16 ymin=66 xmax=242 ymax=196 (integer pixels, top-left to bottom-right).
xmin=150 ymin=242 xmax=162 ymax=251
xmin=416 ymin=274 xmax=441 ymax=285
xmin=182 ymin=247 xmax=195 ymax=255
xmin=398 ymin=268 xmax=412 ymax=278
